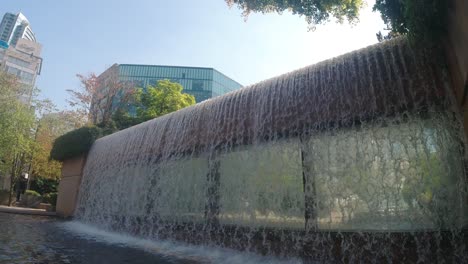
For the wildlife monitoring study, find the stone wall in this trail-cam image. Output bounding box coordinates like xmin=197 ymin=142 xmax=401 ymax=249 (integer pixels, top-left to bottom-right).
xmin=446 ymin=0 xmax=468 ymax=137
xmin=56 ymin=155 xmax=86 ymax=218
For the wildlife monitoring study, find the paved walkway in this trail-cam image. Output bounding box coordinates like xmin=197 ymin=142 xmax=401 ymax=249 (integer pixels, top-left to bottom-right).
xmin=0 ymin=205 xmax=56 ymax=216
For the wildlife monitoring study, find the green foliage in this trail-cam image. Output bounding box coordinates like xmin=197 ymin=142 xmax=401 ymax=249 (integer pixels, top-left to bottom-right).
xmin=96 ymin=120 xmax=118 ymax=135
xmin=31 ymin=111 xmax=81 ymax=180
xmin=30 ymin=177 xmax=59 ymax=195
xmin=401 ymin=153 xmax=455 ymax=227
xmin=25 ymin=190 xmax=41 ymax=197
xmin=0 ymin=72 xmax=36 ymax=206
xmin=112 ymin=79 xmax=196 ymax=130
xmin=112 ymin=109 xmax=141 ymax=130
xmin=227 ymin=0 xmax=447 ymax=44
xmin=373 ymin=0 xmax=448 ymax=43
xmin=50 ymin=80 xmax=195 ymax=161
xmin=226 ymin=0 xmax=364 ymax=28
xmin=50 ymin=126 xmax=102 ymax=161
xmin=0 ymin=72 xmax=35 ymax=168
xmin=136 ymin=80 xmax=196 ymax=121
xmin=21 ymin=190 xmax=42 ymax=208
xmin=43 ymin=192 xmax=58 ymax=206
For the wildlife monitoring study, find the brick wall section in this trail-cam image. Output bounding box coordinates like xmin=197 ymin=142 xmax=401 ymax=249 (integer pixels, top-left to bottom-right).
xmin=56 ymin=155 xmax=87 ymax=218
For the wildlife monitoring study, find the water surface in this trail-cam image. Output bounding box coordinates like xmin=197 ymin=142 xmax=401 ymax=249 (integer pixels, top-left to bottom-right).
xmin=0 ymin=212 xmax=300 ymax=264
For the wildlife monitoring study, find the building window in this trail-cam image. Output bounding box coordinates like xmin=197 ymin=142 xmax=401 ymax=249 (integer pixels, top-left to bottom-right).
xmin=7 ymin=56 xmax=30 ymax=68
xmin=5 ymin=66 xmax=35 ymax=84
xmin=21 ymin=71 xmax=34 ymax=83
xmin=192 ymin=80 xmax=204 ymax=91
xmin=6 ymin=65 xmax=21 ymax=76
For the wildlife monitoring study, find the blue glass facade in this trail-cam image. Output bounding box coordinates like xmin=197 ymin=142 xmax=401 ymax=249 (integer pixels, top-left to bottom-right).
xmin=118 ymin=64 xmax=242 ymax=102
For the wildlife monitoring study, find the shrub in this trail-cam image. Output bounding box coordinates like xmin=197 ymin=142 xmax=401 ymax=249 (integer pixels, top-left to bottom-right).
xmin=50 ymin=126 xmax=102 ymax=161
xmin=21 ymin=190 xmax=42 ymax=208
xmin=30 ymin=177 xmax=59 ymax=195
xmin=25 ymin=190 xmax=41 ymax=197
xmin=43 ymin=192 xmax=58 ymax=206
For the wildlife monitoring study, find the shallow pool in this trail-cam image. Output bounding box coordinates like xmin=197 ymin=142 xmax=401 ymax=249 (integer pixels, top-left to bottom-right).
xmin=0 ymin=212 xmax=301 ymax=264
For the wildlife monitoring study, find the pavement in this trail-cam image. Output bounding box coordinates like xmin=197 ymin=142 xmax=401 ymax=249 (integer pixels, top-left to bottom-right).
xmin=0 ymin=205 xmax=56 ymax=216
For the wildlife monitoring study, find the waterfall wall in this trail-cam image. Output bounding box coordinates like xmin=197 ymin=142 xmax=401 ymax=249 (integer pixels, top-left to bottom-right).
xmin=75 ymin=38 xmax=467 ymax=262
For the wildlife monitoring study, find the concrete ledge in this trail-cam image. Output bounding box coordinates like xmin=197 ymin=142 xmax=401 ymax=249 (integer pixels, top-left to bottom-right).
xmin=0 ymin=205 xmax=56 ymax=216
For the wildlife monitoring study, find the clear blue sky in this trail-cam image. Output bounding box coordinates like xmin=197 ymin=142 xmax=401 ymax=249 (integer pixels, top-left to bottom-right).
xmin=1 ymin=0 xmax=385 ymax=109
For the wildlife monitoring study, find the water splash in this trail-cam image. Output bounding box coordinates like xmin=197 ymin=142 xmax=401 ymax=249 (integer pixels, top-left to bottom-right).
xmin=61 ymin=221 xmax=303 ymax=264
xmin=75 ymin=38 xmax=467 ymax=262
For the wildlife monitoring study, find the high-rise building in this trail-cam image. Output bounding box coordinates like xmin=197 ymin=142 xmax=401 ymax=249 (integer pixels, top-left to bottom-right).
xmin=0 ymin=12 xmax=36 ymax=46
xmin=0 ymin=39 xmax=42 ymax=103
xmin=0 ymin=12 xmax=42 ymax=104
xmin=0 ymin=13 xmax=42 ymax=103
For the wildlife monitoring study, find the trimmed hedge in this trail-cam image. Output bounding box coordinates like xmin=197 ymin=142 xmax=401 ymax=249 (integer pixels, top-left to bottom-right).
xmin=25 ymin=190 xmax=41 ymax=197
xmin=50 ymin=126 xmax=102 ymax=161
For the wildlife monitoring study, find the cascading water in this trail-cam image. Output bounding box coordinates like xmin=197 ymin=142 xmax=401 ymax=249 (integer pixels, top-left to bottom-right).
xmin=75 ymin=38 xmax=468 ymax=262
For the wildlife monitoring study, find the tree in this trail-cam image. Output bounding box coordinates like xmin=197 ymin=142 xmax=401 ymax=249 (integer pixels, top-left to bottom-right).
xmin=225 ymin=0 xmax=364 ymax=29
xmin=135 ymin=80 xmax=196 ymax=122
xmin=67 ymin=67 xmax=135 ymax=125
xmin=112 ymin=80 xmax=196 ymax=130
xmin=66 ymin=73 xmax=97 ymax=124
xmin=0 ymin=73 xmax=31 ymax=160
xmin=372 ymin=0 xmax=447 ymax=43
xmin=30 ymin=111 xmax=81 ymax=181
xmin=226 ymin=0 xmax=447 ymax=44
xmin=0 ymin=72 xmax=35 ymax=205
xmin=0 ymin=72 xmax=73 ymax=205
xmin=112 ymin=109 xmax=141 ymax=130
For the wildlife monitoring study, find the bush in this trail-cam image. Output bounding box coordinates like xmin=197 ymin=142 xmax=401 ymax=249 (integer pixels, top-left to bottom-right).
xmin=21 ymin=190 xmax=42 ymax=208
xmin=30 ymin=177 xmax=59 ymax=195
xmin=50 ymin=126 xmax=102 ymax=161
xmin=43 ymin=192 xmax=58 ymax=206
xmin=25 ymin=190 xmax=41 ymax=197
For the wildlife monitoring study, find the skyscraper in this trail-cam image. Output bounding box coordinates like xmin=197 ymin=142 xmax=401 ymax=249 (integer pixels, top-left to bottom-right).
xmin=0 ymin=12 xmax=42 ymax=103
xmin=0 ymin=12 xmax=36 ymax=46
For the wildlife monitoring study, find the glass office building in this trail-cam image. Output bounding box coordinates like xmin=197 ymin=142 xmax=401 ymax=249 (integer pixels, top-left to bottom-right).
xmin=116 ymin=64 xmax=242 ymax=102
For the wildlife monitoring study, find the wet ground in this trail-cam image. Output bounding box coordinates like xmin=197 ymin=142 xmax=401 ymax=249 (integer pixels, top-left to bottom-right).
xmin=0 ymin=212 xmax=300 ymax=264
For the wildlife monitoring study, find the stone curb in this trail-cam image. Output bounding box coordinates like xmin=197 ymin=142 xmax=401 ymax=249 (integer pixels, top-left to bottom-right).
xmin=0 ymin=205 xmax=56 ymax=216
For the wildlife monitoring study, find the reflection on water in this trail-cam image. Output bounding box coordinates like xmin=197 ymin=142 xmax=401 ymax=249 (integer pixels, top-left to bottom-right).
xmin=0 ymin=212 xmax=184 ymax=264
xmin=0 ymin=212 xmax=302 ymax=264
